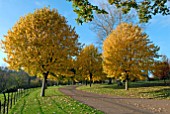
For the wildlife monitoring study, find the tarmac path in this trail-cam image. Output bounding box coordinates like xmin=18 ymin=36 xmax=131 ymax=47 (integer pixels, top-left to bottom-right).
xmin=59 ymin=86 xmax=170 ymax=114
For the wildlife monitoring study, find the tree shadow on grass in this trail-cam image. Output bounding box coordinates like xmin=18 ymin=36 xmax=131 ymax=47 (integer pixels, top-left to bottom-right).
xmin=139 ymin=88 xmax=170 ymax=99
xmin=102 ymin=82 xmax=169 ymax=89
xmin=45 ymin=94 xmax=65 ymax=97
xmin=129 ymin=82 xmax=168 ymax=88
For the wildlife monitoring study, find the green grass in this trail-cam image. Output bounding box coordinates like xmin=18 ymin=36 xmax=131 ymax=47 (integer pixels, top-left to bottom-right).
xmin=0 ymin=93 xmax=3 ymax=99
xmin=9 ymin=86 xmax=103 ymax=114
xmin=77 ymin=81 xmax=170 ymax=100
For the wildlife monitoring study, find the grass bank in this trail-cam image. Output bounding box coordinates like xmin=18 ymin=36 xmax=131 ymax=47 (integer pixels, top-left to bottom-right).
xmin=78 ymin=81 xmax=170 ymax=100
xmin=9 ymin=86 xmax=103 ymax=114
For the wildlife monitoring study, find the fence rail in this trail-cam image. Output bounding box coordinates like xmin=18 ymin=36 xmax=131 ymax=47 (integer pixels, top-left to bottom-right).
xmin=0 ymin=88 xmax=30 ymax=114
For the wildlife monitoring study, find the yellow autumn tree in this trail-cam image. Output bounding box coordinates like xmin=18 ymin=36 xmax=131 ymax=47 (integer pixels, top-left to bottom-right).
xmin=2 ymin=7 xmax=80 ymax=96
xmin=76 ymin=44 xmax=103 ymax=87
xmin=103 ymin=23 xmax=160 ymax=90
xmin=152 ymin=55 xmax=170 ymax=84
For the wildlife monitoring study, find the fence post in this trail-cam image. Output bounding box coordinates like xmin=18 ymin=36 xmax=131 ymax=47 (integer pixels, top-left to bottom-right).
xmin=3 ymin=92 xmax=6 ymax=114
xmin=24 ymin=89 xmax=26 ymax=96
xmin=10 ymin=92 xmax=13 ymax=109
xmin=0 ymin=100 xmax=1 ymax=114
xmin=17 ymin=89 xmax=19 ymax=99
xmin=6 ymin=92 xmax=10 ymax=114
xmin=16 ymin=91 xmax=18 ymax=102
xmin=21 ymin=89 xmax=23 ymax=97
xmin=18 ymin=89 xmax=20 ymax=99
xmin=13 ymin=92 xmax=16 ymax=105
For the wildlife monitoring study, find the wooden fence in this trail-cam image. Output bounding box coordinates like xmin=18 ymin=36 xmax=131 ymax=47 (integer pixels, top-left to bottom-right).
xmin=0 ymin=88 xmax=30 ymax=114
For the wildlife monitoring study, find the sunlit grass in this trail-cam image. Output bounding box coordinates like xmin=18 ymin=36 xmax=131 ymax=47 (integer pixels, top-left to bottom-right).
xmin=0 ymin=94 xmax=3 ymax=102
xmin=9 ymin=86 xmax=103 ymax=114
xmin=78 ymin=81 xmax=170 ymax=100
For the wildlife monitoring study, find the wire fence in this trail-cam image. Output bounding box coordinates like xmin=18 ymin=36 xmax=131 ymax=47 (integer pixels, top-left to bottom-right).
xmin=0 ymin=88 xmax=31 ymax=114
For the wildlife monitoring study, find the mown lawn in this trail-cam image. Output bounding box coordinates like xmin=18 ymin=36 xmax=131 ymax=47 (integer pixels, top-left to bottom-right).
xmin=9 ymin=86 xmax=103 ymax=114
xmin=78 ymin=81 xmax=170 ymax=100
xmin=0 ymin=94 xmax=3 ymax=99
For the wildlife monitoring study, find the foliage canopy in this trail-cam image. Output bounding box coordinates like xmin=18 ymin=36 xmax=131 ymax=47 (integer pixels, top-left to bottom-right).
xmin=152 ymin=55 xmax=170 ymax=83
xmin=68 ymin=0 xmax=170 ymax=24
xmin=2 ymin=7 xmax=80 ymax=96
xmin=90 ymin=3 xmax=139 ymax=48
xmin=103 ymin=23 xmax=159 ymax=89
xmin=76 ymin=44 xmax=103 ymax=86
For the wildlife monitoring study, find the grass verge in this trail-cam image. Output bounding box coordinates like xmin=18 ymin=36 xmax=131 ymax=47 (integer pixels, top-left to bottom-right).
xmin=9 ymin=86 xmax=103 ymax=114
xmin=77 ymin=81 xmax=170 ymax=100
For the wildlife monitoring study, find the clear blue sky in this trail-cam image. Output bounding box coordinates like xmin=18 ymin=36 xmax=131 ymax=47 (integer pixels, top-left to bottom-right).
xmin=0 ymin=0 xmax=170 ymax=66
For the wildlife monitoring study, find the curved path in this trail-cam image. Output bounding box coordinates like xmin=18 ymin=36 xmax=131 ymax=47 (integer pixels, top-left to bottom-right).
xmin=59 ymin=86 xmax=170 ymax=114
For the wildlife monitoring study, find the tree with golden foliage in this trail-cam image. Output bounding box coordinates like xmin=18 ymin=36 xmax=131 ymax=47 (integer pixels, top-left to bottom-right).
xmin=2 ymin=7 xmax=80 ymax=96
xmin=76 ymin=44 xmax=103 ymax=87
xmin=103 ymin=23 xmax=159 ymax=90
xmin=90 ymin=2 xmax=139 ymax=49
xmin=152 ymin=55 xmax=170 ymax=84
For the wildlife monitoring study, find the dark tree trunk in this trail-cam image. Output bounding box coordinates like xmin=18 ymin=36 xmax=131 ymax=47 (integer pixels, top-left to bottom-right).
xmin=40 ymin=72 xmax=49 ymax=97
xmin=108 ymin=78 xmax=112 ymax=84
xmin=85 ymin=80 xmax=88 ymax=86
xmin=89 ymin=72 xmax=93 ymax=87
xmin=45 ymin=77 xmax=48 ymax=89
xmin=164 ymin=78 xmax=167 ymax=85
xmin=27 ymin=77 xmax=31 ymax=87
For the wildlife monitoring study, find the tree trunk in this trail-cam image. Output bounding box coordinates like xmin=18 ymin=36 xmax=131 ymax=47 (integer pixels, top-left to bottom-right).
xmin=89 ymin=73 xmax=92 ymax=87
xmin=27 ymin=77 xmax=31 ymax=87
xmin=108 ymin=78 xmax=112 ymax=84
xmin=125 ymin=79 xmax=129 ymax=90
xmin=40 ymin=72 xmax=48 ymax=97
xmin=85 ymin=80 xmax=88 ymax=86
xmin=124 ymin=71 xmax=129 ymax=90
xmin=164 ymin=78 xmax=166 ymax=85
xmin=45 ymin=77 xmax=48 ymax=89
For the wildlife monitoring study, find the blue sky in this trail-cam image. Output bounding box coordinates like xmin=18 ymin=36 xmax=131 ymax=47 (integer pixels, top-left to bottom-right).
xmin=0 ymin=0 xmax=170 ymax=66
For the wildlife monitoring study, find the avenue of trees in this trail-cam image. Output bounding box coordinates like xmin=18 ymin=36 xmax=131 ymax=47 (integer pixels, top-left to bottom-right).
xmin=1 ymin=0 xmax=170 ymax=96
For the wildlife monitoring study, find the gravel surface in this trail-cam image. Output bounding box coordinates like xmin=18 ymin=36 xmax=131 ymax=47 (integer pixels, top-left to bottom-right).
xmin=59 ymin=86 xmax=170 ymax=114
